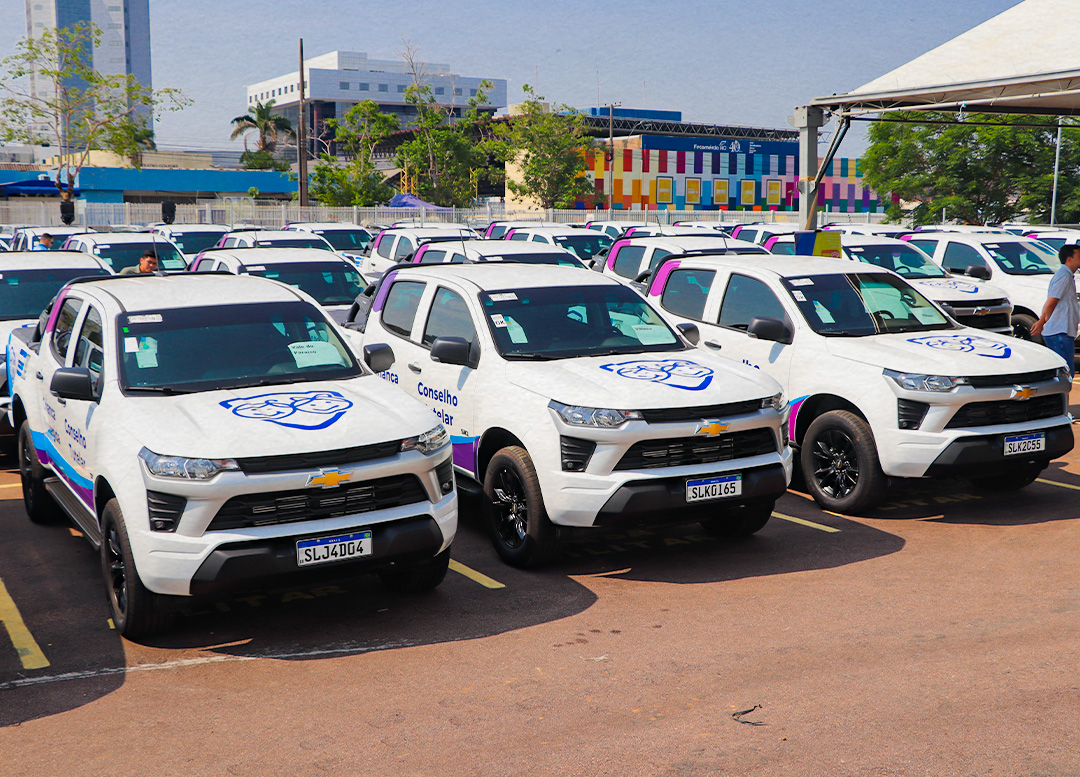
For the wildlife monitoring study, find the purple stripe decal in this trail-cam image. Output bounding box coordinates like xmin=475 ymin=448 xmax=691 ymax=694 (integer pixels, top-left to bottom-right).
xmin=372 ymin=269 xmax=398 ymax=313
xmin=451 ymin=438 xmax=480 ymax=474
xmin=649 ymin=259 xmax=681 ymax=297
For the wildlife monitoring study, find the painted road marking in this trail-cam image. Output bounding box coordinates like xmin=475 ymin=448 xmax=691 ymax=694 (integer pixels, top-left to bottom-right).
xmin=772 ymin=512 xmax=840 ymax=533
xmin=0 ymin=577 xmax=49 ymax=670
xmin=449 ymin=560 xmax=505 ymax=589
xmin=1036 ymin=477 xmax=1080 ymax=492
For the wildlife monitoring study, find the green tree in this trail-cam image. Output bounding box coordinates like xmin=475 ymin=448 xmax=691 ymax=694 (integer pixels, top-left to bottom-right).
xmin=308 ymin=100 xmax=397 ymax=206
xmin=498 ymin=85 xmax=592 ymax=208
xmin=230 ymin=98 xmax=295 ymax=155
xmin=0 ymin=22 xmax=188 ymax=200
xmin=239 ymin=149 xmax=290 ymax=172
xmin=393 ymin=72 xmax=503 ymax=206
xmin=862 ymin=113 xmax=1080 ymax=225
xmin=104 ymin=116 xmax=156 ymax=168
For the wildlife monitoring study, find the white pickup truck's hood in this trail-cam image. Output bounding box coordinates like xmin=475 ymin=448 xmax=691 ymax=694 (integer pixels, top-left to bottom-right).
xmin=911 ymin=277 xmax=1008 ymax=304
xmin=825 ymin=329 xmax=1063 ymax=375
xmin=116 ymin=375 xmax=438 ymax=459
xmin=506 ymin=351 xmax=782 ymax=409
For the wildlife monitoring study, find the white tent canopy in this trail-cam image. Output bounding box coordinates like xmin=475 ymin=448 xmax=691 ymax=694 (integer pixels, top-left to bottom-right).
xmin=812 ymin=0 xmax=1080 ymax=116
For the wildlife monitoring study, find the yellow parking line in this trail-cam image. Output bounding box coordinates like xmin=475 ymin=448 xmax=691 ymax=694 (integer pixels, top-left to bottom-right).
xmin=0 ymin=577 xmax=49 ymax=670
xmin=449 ymin=560 xmax=505 ymax=589
xmin=772 ymin=512 xmax=840 ymax=533
xmin=1036 ymin=477 xmax=1080 ymax=492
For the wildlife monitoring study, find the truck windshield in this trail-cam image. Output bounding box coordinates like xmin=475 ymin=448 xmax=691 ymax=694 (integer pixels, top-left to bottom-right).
xmin=480 ymin=284 xmax=683 ymax=360
xmin=480 ymin=252 xmax=585 ymax=268
xmin=983 ymin=241 xmax=1059 ymax=275
xmin=782 ymin=273 xmax=954 ymax=337
xmin=0 ymin=268 xmax=110 ymax=321
xmin=118 ymin=301 xmax=362 ymax=392
xmin=313 ymin=229 xmax=372 ymax=252
xmin=845 ymin=244 xmax=948 ymax=279
xmin=243 ymin=261 xmax=363 ymax=306
xmin=96 ymin=242 xmax=187 ymax=272
xmin=165 ymin=231 xmax=227 ymax=254
xmin=552 ymin=234 xmax=613 ymax=260
xmin=254 ymin=237 xmax=333 ymax=251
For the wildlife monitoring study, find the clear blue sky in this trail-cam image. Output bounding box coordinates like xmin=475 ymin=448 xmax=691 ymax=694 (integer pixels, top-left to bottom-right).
xmin=0 ymin=0 xmax=1023 ymax=156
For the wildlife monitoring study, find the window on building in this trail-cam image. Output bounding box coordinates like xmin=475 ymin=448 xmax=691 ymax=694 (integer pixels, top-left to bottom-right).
xmin=397 ymin=84 xmax=406 ymax=93
xmin=470 ymin=89 xmax=477 ymax=96
xmin=378 ymin=84 xmax=388 ymax=92
xmin=358 ymin=83 xmax=369 ymax=91
xmin=339 ymin=81 xmax=350 ymax=90
xmin=434 ymin=86 xmax=445 ymax=95
xmin=454 ymin=88 xmax=462 ymax=96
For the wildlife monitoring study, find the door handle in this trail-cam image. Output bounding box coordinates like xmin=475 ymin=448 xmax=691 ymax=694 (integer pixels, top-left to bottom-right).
xmin=408 ymin=362 xmax=422 ymax=374
xmin=35 ymin=371 xmax=43 ymax=380
xmin=55 ymin=397 xmax=66 ymax=406
xmin=704 ymin=341 xmax=722 ymax=350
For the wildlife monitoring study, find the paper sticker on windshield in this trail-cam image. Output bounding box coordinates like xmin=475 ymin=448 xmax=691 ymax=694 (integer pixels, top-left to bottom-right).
xmin=490 ymin=314 xmax=508 ymax=328
xmin=128 ymin=314 xmax=162 ymax=324
xmin=124 ymin=337 xmax=138 ymax=353
xmin=135 ymin=337 xmax=158 ymax=368
xmin=288 ymin=341 xmax=347 ymax=368
xmin=248 ymin=265 xmax=266 ymax=271
xmin=631 ymin=324 xmax=671 ymax=345
xmin=600 ymin=359 xmax=714 ymax=391
xmin=792 ymin=290 xmax=807 ymax=302
xmin=907 ymin=334 xmax=1012 ymax=359
xmin=220 ymin=390 xmax=353 ymax=430
xmin=490 ymin=293 xmax=517 ymax=302
xmin=813 ymin=300 xmax=835 ymax=324
xmin=789 ymin=278 xmax=814 ymax=287
xmin=912 ymin=308 xmax=942 ymax=323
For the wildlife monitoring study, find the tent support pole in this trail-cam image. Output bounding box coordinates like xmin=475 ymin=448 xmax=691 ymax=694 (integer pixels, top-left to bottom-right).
xmin=803 ymin=115 xmax=850 ymax=231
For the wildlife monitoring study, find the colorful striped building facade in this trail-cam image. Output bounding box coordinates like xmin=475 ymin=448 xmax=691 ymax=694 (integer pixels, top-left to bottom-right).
xmin=579 ymin=137 xmax=882 ymax=213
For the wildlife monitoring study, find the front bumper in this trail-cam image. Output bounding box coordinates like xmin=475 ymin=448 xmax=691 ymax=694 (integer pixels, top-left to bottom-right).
xmin=922 ymin=423 xmax=1074 ymax=478
xmin=189 ymin=514 xmax=444 ymax=597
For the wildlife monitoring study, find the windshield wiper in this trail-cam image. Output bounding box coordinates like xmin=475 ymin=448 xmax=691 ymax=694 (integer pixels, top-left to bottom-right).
xmin=124 ymin=385 xmax=194 ymax=395
xmin=502 ymin=352 xmax=560 ymax=361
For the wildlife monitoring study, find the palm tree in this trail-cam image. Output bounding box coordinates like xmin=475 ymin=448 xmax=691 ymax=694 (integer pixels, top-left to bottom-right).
xmin=229 ymin=99 xmax=296 ymax=154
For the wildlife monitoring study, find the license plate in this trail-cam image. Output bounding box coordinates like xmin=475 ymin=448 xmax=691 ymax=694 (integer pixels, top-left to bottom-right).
xmin=686 ymin=474 xmax=743 ymax=502
xmin=1004 ymin=433 xmax=1046 ymax=456
xmin=296 ymin=530 xmax=372 ymax=567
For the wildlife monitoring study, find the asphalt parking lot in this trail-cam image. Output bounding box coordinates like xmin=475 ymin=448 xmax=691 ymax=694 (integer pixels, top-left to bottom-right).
xmin=2 ymin=391 xmax=1080 ymax=776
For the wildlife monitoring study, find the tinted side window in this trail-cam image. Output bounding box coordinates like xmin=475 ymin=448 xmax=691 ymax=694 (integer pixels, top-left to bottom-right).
xmin=718 ymin=274 xmax=788 ymax=330
xmin=72 ymin=305 xmax=105 ymax=378
xmin=613 ymin=245 xmax=646 ymax=278
xmin=906 ymin=239 xmax=939 ymax=257
xmin=647 ymin=249 xmax=673 ymax=273
xmin=419 ymin=249 xmax=446 ymax=264
xmin=422 ymin=288 xmax=476 ymax=347
xmin=531 ymin=235 xmax=546 ymax=243
xmin=770 ymin=241 xmax=795 ymax=255
xmin=50 ymin=298 xmax=84 ymax=363
xmin=376 ymin=234 xmax=394 ymax=259
xmin=381 ymin=281 xmax=426 ymax=338
xmin=941 ymin=242 xmax=987 ymax=272
xmin=393 ymin=237 xmax=415 ymax=261
xmin=509 ymin=232 xmax=528 ymax=241
xmin=660 ymin=269 xmax=715 ymax=321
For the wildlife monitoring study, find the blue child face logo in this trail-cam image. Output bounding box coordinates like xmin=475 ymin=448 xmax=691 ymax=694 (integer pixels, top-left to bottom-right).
xmin=917 ymin=278 xmax=978 ymax=294
xmin=600 ymin=359 xmax=714 ymax=391
xmin=220 ymin=390 xmax=354 ymax=430
xmin=907 ymin=334 xmax=1012 ymax=359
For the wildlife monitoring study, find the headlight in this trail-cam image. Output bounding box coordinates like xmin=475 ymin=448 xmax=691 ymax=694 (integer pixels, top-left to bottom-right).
xmin=762 ymin=392 xmax=787 ymax=413
xmin=138 ymin=447 xmax=239 ymax=480
xmin=1056 ymin=366 xmax=1071 ymax=381
xmin=400 ymin=424 xmax=449 ymax=454
xmin=884 ymin=369 xmax=969 ymax=392
xmin=549 ymin=400 xmax=643 ymax=428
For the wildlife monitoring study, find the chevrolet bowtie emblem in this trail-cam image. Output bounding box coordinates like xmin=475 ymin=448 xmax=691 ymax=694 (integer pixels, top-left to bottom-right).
xmin=307 ymin=469 xmax=351 ymax=489
xmin=695 ymin=420 xmax=728 ymax=436
xmin=974 ymin=307 xmax=990 ymax=315
xmin=1011 ymin=385 xmax=1037 ymax=400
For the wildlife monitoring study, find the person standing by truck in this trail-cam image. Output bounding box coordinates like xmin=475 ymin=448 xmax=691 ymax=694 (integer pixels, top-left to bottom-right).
xmin=1031 ymin=244 xmax=1080 ymax=379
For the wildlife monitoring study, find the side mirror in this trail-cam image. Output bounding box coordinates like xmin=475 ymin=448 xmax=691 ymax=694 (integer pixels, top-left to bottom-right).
xmin=363 ymin=343 xmax=395 ymax=373
xmin=747 ymin=316 xmax=792 ymax=345
xmin=633 ymin=270 xmax=652 ymax=284
xmin=676 ymin=322 xmax=700 ymax=345
xmin=965 ymin=264 xmax=991 ymax=281
xmin=51 ymin=367 xmax=96 ymax=401
xmin=430 ymin=336 xmax=472 ymax=367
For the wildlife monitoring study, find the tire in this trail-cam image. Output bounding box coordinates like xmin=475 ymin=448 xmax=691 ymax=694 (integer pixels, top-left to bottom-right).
xmin=800 ymin=410 xmax=887 ymax=514
xmin=969 ymin=464 xmax=1043 ymax=491
xmin=379 ymin=547 xmax=451 ymax=593
xmin=17 ymin=421 xmax=63 ymax=525
xmin=1012 ymin=313 xmax=1043 ymax=345
xmin=100 ymin=499 xmax=175 ymax=640
xmin=700 ymin=499 xmax=774 ymax=538
xmin=483 ymin=446 xmax=558 ymax=568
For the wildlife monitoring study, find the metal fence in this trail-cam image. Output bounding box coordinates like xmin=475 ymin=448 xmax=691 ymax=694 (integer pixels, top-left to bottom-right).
xmin=0 ymin=199 xmax=889 ymax=230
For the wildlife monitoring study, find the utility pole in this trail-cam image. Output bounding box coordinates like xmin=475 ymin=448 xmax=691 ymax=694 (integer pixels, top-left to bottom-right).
xmin=297 ymin=38 xmax=308 ymax=207
xmin=602 ymin=102 xmax=621 ymax=218
xmin=1051 ymin=120 xmax=1063 ymax=226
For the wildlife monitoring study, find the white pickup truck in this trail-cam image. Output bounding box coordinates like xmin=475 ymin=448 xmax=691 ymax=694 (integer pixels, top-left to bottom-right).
xmin=644 ymin=253 xmax=1073 ymax=513
xmin=7 ymin=273 xmax=456 ymax=638
xmin=349 ymin=263 xmax=793 ymax=567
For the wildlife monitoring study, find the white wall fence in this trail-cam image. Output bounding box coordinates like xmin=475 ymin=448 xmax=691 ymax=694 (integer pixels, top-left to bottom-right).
xmin=0 ymin=199 xmax=888 ymax=230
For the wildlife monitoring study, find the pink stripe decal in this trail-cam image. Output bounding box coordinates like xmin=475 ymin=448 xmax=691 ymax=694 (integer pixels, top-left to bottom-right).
xmin=649 ymin=259 xmax=681 ymax=297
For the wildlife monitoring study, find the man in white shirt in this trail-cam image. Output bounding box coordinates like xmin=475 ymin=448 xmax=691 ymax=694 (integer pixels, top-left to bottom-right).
xmin=1031 ymin=244 xmax=1080 ymax=378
